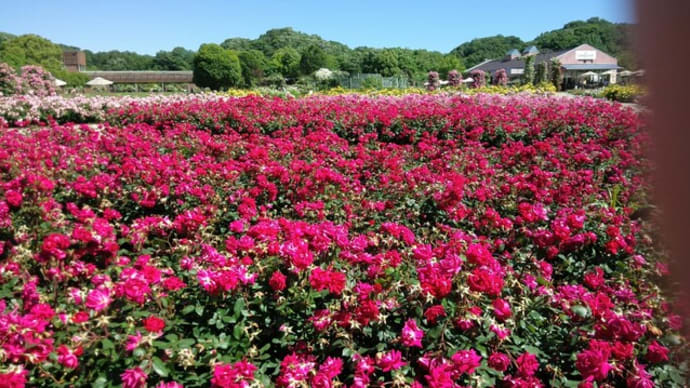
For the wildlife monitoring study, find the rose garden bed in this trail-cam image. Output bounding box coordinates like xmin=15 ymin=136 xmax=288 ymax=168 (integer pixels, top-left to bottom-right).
xmin=0 ymin=94 xmax=686 ymax=387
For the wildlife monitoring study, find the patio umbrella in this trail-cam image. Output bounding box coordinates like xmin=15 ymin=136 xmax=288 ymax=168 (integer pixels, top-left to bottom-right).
xmin=54 ymin=79 xmax=67 ymax=87
xmin=462 ymin=77 xmax=474 ymax=83
xmin=619 ymin=70 xmax=634 ymax=77
xmin=86 ymin=77 xmax=113 ymax=86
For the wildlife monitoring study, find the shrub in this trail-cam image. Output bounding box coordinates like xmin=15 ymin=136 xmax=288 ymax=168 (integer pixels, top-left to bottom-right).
xmin=601 ymin=84 xmax=644 ymax=102
xmin=469 ymin=69 xmax=486 ymax=88
xmin=534 ymin=62 xmax=548 ymax=85
xmin=447 ymin=69 xmax=462 ymax=87
xmin=192 ymin=44 xmax=242 ymax=90
xmin=19 ymin=65 xmax=55 ymax=96
xmin=493 ymin=68 xmax=508 ymax=86
xmin=550 ymin=59 xmax=563 ymax=91
xmin=0 ymin=62 xmax=22 ymax=96
xmin=360 ymin=75 xmax=383 ymax=89
xmin=55 ymin=70 xmax=90 ymax=88
xmin=427 ymin=71 xmax=440 ymax=91
xmin=523 ymin=55 xmax=535 ymax=85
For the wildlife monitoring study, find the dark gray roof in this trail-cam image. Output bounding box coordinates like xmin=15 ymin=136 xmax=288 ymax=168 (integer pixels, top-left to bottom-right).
xmin=562 ymin=64 xmax=622 ymax=70
xmin=469 ymin=49 xmax=568 ymax=75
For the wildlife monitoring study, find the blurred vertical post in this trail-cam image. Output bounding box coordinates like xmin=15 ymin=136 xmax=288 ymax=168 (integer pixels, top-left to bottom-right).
xmin=636 ymin=0 xmax=690 ymax=309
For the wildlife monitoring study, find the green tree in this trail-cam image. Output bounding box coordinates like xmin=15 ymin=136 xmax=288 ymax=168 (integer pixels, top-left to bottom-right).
xmin=238 ymin=50 xmax=268 ymax=87
xmin=270 ymin=47 xmax=301 ymax=79
xmin=360 ymin=49 xmax=399 ymax=76
xmin=0 ymin=32 xmax=15 ymax=46
xmin=85 ymin=50 xmax=154 ymax=70
xmin=550 ymin=59 xmax=563 ymax=91
xmin=523 ymin=55 xmax=535 ymax=85
xmin=438 ymin=55 xmax=464 ymax=79
xmin=192 ymin=43 xmax=241 ymax=90
xmin=450 ymin=35 xmax=525 ymax=68
xmin=153 ymin=47 xmax=194 ymax=70
xmin=0 ymin=34 xmax=63 ymax=73
xmin=534 ymin=62 xmax=548 ymax=84
xmin=220 ymin=37 xmax=255 ymax=52
xmin=530 ymin=17 xmax=633 ymax=65
xmin=55 ymin=70 xmax=89 ymax=87
xmin=299 ymin=44 xmax=327 ymax=75
xmin=394 ymin=49 xmax=417 ymax=79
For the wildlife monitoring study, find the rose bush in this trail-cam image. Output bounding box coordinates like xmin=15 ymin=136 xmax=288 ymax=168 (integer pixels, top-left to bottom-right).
xmin=0 ymin=94 xmax=686 ymax=387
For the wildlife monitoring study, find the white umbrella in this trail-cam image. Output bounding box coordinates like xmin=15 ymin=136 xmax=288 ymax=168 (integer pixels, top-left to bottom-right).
xmin=579 ymin=71 xmax=598 ymax=78
xmin=462 ymin=77 xmax=474 ymax=83
xmin=619 ymin=70 xmax=634 ymax=77
xmin=86 ymin=77 xmax=113 ymax=86
xmin=54 ymin=78 xmax=67 ymax=87
xmin=601 ymin=70 xmax=616 ymax=75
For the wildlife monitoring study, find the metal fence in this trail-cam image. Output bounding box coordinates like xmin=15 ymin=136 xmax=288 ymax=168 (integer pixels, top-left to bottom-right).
xmin=337 ymin=73 xmax=409 ymax=89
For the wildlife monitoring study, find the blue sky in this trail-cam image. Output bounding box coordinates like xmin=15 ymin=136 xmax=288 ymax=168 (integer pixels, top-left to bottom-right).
xmin=1 ymin=0 xmax=634 ymax=54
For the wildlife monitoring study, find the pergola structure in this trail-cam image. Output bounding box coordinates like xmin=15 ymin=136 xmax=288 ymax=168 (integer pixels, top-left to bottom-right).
xmin=83 ymin=71 xmax=194 ymax=91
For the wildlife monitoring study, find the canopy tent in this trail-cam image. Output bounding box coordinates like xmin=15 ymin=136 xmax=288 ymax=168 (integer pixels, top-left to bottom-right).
xmin=462 ymin=77 xmax=474 ymax=83
xmin=86 ymin=77 xmax=113 ymax=86
xmin=601 ymin=70 xmax=617 ymax=75
xmin=619 ymin=70 xmax=634 ymax=77
xmin=423 ymin=80 xmax=450 ymax=87
xmin=579 ymin=71 xmax=598 ymax=78
xmin=54 ymin=79 xmax=67 ymax=87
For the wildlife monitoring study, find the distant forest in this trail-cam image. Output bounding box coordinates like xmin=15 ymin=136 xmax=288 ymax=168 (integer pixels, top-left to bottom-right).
xmin=0 ymin=17 xmax=636 ymax=85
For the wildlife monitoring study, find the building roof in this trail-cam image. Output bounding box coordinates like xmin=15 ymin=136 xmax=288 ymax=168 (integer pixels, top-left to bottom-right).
xmin=523 ymin=46 xmax=539 ymax=54
xmin=561 ymin=64 xmax=622 ymax=70
xmin=83 ymin=71 xmax=193 ymax=84
xmin=506 ymin=49 xmax=521 ymax=56
xmin=469 ymin=49 xmax=568 ymax=75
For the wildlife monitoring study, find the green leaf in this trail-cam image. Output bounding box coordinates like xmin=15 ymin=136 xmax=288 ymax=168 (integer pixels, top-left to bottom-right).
xmin=234 ymin=298 xmax=245 ymax=318
xmin=101 ymin=338 xmax=114 ymax=351
xmin=572 ymin=305 xmax=590 ymax=318
xmin=181 ymin=305 xmax=195 ymax=315
xmin=178 ymin=338 xmax=195 ymax=348
xmin=233 ymin=323 xmax=244 ymax=340
xmin=152 ymin=356 xmax=169 ymax=377
xmin=91 ymin=377 xmax=108 ymax=388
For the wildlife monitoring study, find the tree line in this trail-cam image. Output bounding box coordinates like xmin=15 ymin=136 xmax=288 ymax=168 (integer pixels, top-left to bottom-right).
xmin=0 ymin=17 xmax=635 ymax=89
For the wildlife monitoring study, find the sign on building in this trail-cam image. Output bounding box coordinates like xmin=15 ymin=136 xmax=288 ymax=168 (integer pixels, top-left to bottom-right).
xmin=575 ymin=50 xmax=597 ymax=60
xmin=510 ymin=68 xmax=524 ymax=75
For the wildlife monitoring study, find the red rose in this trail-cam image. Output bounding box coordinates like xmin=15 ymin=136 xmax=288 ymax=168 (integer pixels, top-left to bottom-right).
xmin=4 ymin=190 xmax=22 ymax=208
xmin=424 ymin=305 xmax=446 ymax=324
xmin=576 ymin=342 xmax=611 ymax=382
xmin=143 ymin=316 xmax=165 ymax=333
xmin=488 ymin=352 xmax=510 ymax=372
xmin=646 ymin=340 xmax=669 ymax=363
xmin=516 ymin=352 xmax=539 ymax=377
xmin=492 ymin=298 xmax=512 ymax=321
xmin=468 ymin=268 xmax=504 ymax=297
xmin=269 ymin=271 xmax=287 ymax=291
xmin=72 ymin=311 xmax=89 ymax=323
